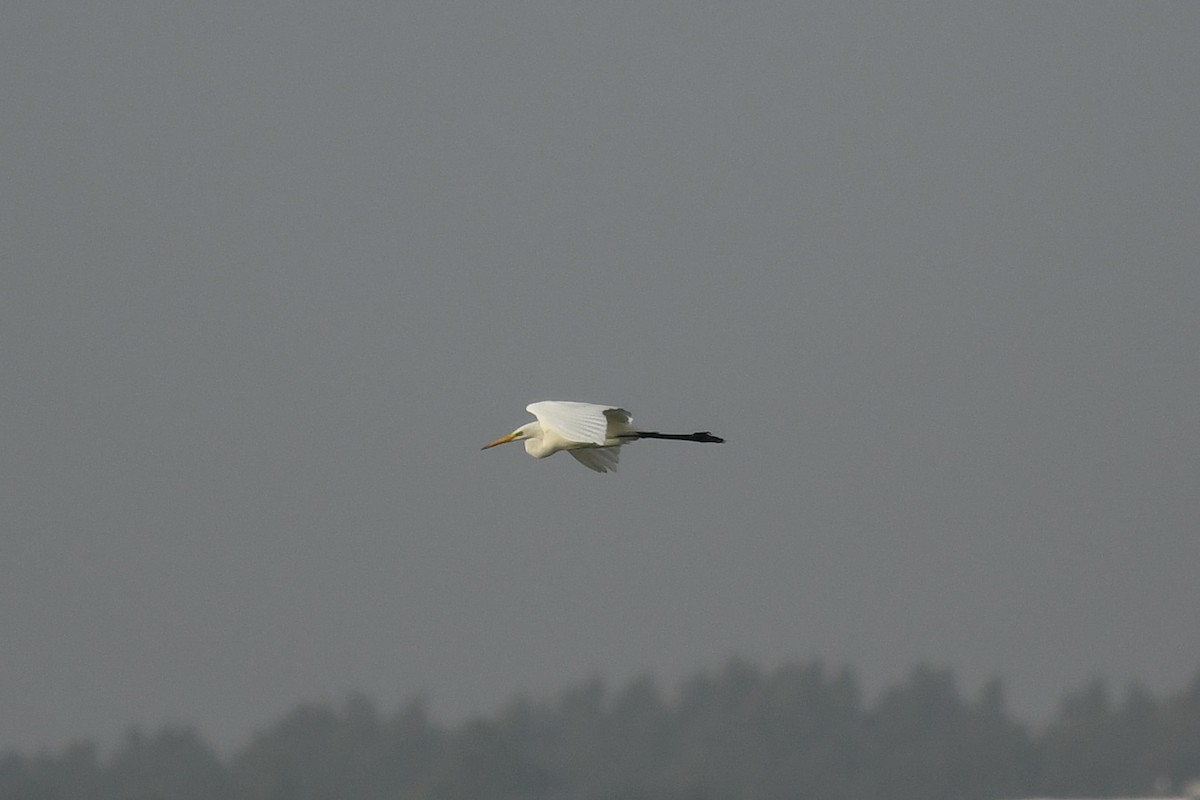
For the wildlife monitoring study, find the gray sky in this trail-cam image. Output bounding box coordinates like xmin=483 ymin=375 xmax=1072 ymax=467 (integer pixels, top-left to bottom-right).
xmin=2 ymin=2 xmax=1198 ymax=753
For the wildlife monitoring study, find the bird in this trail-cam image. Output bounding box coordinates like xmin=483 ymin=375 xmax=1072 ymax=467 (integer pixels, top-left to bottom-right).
xmin=481 ymin=400 xmax=724 ymax=473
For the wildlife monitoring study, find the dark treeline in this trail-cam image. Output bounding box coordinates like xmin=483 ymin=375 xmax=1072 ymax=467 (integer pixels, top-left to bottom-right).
xmin=4 ymin=660 xmax=1200 ymax=800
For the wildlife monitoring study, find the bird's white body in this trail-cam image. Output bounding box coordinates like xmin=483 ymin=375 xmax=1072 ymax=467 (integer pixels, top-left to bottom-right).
xmin=482 ymin=400 xmax=722 ymax=473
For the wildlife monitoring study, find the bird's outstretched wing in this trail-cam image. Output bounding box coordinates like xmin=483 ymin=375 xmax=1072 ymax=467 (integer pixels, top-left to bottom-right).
xmin=526 ymin=401 xmax=625 ymax=445
xmin=569 ymin=446 xmax=622 ymax=473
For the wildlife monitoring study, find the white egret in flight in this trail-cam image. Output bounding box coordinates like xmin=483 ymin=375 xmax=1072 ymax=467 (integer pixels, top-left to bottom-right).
xmin=481 ymin=400 xmax=724 ymax=473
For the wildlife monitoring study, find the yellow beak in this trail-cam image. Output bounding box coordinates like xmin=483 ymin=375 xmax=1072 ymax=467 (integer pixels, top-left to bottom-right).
xmin=481 ymin=432 xmax=518 ymax=450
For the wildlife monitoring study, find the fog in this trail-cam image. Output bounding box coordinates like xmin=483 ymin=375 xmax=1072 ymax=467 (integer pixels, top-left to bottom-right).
xmin=1 ymin=2 xmax=1197 ymax=751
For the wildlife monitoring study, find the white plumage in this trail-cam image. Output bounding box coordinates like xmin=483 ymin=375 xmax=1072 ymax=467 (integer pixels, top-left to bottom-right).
xmin=481 ymin=400 xmax=723 ymax=473
xmin=525 ymin=401 xmax=628 ymax=445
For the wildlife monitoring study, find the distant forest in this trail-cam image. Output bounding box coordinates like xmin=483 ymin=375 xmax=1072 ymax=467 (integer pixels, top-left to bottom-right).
xmin=4 ymin=660 xmax=1200 ymax=800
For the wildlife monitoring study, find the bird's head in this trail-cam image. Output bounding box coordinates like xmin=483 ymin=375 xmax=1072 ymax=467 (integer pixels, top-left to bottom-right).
xmin=481 ymin=422 xmax=538 ymax=450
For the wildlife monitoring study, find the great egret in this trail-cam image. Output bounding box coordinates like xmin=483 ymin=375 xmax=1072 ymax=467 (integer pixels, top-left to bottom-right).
xmin=481 ymin=401 xmax=724 ymax=473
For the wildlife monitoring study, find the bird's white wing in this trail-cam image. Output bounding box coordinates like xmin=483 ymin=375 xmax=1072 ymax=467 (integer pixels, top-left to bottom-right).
xmin=569 ymin=446 xmax=622 ymax=473
xmin=526 ymin=401 xmax=624 ymax=445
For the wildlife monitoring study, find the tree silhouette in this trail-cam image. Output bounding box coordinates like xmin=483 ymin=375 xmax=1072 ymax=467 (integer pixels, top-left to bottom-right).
xmin=4 ymin=660 xmax=1200 ymax=800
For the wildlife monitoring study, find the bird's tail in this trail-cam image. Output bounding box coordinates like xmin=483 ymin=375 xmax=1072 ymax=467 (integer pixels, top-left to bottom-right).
xmin=633 ymin=431 xmax=725 ymax=443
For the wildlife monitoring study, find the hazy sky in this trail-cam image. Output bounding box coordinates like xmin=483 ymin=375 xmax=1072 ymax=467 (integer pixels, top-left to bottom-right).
xmin=2 ymin=2 xmax=1198 ymax=753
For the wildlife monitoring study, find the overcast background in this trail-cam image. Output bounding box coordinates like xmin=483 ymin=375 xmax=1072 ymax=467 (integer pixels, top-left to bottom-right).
xmin=2 ymin=2 xmax=1198 ymax=754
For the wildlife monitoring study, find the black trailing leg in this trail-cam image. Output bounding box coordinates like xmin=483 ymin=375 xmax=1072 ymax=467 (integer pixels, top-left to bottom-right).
xmin=633 ymin=431 xmax=725 ymax=443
